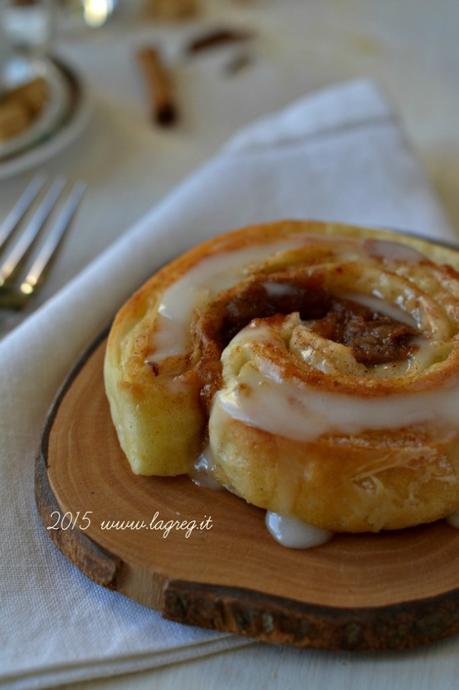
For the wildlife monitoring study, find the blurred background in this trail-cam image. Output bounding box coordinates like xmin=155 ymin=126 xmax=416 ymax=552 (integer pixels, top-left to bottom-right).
xmin=0 ymin=0 xmax=458 ymax=312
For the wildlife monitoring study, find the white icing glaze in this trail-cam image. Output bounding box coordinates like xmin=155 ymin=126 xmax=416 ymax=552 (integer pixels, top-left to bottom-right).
xmin=265 ymin=511 xmax=333 ymax=549
xmin=213 ymin=323 xmax=459 ymax=443
xmin=364 ymin=238 xmax=426 ymax=264
xmin=343 ymin=291 xmax=418 ymax=328
xmin=215 ymin=371 xmax=459 ymax=442
xmin=152 ymin=236 xmax=318 ymax=360
xmin=150 ymin=231 xmax=372 ymax=361
xmin=194 ymin=449 xmax=334 ymax=549
xmin=150 ymin=234 xmax=431 ymax=362
xmin=191 ymin=446 xmax=222 ymax=490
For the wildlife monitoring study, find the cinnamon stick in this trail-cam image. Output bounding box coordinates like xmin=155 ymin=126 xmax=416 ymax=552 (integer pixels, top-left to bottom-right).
xmin=136 ymin=46 xmax=178 ymax=127
xmin=186 ymin=27 xmax=253 ymax=55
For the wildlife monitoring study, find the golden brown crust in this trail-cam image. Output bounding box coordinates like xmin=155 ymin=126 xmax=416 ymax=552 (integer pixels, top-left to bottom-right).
xmin=105 ymin=220 xmax=459 ymax=530
xmin=210 ymin=414 xmax=459 ymax=532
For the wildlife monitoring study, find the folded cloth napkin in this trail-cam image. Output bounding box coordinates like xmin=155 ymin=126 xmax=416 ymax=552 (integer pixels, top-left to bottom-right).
xmin=0 ymin=79 xmax=456 ymax=690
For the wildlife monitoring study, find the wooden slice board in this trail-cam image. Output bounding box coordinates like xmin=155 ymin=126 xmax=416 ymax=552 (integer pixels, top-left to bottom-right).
xmin=36 ymin=333 xmax=459 ymax=651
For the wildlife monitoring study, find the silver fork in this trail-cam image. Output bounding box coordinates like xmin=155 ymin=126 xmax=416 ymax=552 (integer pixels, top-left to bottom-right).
xmin=0 ymin=175 xmax=86 ymax=313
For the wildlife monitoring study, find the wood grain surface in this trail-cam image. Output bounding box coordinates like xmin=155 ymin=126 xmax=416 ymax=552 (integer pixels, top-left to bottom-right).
xmin=36 ymin=335 xmax=459 ymax=650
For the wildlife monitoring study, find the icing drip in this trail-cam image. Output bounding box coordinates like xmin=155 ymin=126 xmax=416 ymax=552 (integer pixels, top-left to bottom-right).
xmin=265 ymin=511 xmax=333 ymax=549
xmin=191 ymin=446 xmax=222 ymax=490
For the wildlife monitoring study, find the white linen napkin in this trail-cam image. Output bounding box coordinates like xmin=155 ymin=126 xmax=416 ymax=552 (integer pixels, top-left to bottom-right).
xmin=0 ymin=79 xmax=456 ymax=690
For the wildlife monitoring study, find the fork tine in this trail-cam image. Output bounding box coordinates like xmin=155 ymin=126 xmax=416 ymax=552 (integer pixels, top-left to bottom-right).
xmin=0 ymin=176 xmax=66 ymax=286
xmin=0 ymin=174 xmax=46 ymax=249
xmin=19 ymin=181 xmax=86 ymax=296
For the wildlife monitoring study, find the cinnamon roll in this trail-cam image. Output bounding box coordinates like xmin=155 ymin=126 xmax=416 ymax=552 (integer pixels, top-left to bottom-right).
xmin=104 ymin=221 xmax=459 ymax=537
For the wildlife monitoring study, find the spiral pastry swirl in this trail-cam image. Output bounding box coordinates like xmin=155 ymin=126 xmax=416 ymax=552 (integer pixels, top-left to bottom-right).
xmin=105 ymin=221 xmax=459 ymax=532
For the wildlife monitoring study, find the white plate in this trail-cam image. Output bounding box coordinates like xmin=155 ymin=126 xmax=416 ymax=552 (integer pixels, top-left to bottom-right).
xmin=0 ymin=58 xmax=91 ymax=180
xmin=0 ymin=57 xmax=71 ymax=160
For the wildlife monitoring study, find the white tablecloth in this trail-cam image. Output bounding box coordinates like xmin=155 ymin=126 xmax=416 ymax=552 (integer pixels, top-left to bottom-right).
xmin=0 ymin=78 xmax=455 ymax=689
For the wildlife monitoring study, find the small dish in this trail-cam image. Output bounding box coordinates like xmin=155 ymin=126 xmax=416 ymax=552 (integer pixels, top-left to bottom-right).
xmin=0 ymin=57 xmax=91 ymax=179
